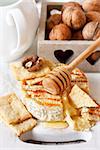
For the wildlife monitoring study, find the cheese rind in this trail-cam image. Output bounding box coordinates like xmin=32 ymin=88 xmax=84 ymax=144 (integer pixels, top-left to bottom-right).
xmin=24 ymin=98 xmax=64 ymax=121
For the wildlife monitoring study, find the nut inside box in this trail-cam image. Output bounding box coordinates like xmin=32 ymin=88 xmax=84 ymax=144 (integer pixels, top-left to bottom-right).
xmin=45 ymin=5 xmax=62 ymax=40
xmin=38 ymin=1 xmax=100 ymax=72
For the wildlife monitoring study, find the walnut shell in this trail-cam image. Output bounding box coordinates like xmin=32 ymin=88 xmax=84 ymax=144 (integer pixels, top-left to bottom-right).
xmin=72 ymin=30 xmax=84 ymax=40
xmin=47 ymin=14 xmax=62 ymax=30
xmin=82 ymin=0 xmax=100 ymax=12
xmin=49 ymin=23 xmax=71 ymax=40
xmin=62 ymin=7 xmax=86 ymax=30
xmin=82 ymin=21 xmax=100 ymax=40
xmin=62 ymin=2 xmax=82 ymax=11
xmin=86 ymin=11 xmax=100 ymax=23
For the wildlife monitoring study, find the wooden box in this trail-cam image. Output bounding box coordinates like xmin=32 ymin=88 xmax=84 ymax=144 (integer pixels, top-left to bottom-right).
xmin=38 ymin=0 xmax=100 ymax=72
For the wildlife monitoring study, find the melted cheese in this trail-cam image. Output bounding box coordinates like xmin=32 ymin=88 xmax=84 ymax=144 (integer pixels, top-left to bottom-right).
xmin=42 ymin=121 xmax=68 ymax=128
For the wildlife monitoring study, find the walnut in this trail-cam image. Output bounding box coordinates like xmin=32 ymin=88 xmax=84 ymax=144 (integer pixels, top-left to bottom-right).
xmin=49 ymin=23 xmax=71 ymax=40
xmin=82 ymin=0 xmax=100 ymax=12
xmin=22 ymin=55 xmax=38 ymax=68
xmin=72 ymin=30 xmax=84 ymax=40
xmin=62 ymin=2 xmax=82 ymax=12
xmin=62 ymin=6 xmax=86 ymax=30
xmin=22 ymin=55 xmax=44 ymax=72
xmin=47 ymin=14 xmax=62 ymax=31
xmin=86 ymin=11 xmax=100 ymax=23
xmin=82 ymin=21 xmax=100 ymax=40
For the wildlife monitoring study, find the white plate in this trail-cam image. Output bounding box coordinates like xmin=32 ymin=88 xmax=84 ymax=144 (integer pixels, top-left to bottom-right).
xmin=20 ymin=123 xmax=92 ymax=143
xmin=7 ymin=72 xmax=100 ymax=144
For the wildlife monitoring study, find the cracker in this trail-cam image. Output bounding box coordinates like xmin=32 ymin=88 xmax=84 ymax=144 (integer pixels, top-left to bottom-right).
xmin=10 ymin=118 xmax=37 ymax=136
xmin=25 ymin=77 xmax=44 ymax=85
xmin=22 ymin=84 xmax=61 ymax=100
xmin=27 ymin=90 xmax=61 ymax=100
xmin=71 ymin=68 xmax=89 ymax=93
xmin=10 ymin=58 xmax=55 ymax=81
xmin=66 ymin=110 xmax=94 ymax=131
xmin=81 ymin=107 xmax=100 ymax=122
xmin=73 ymin=116 xmax=95 ymax=131
xmin=69 ymin=84 xmax=98 ymax=108
xmin=0 ymin=93 xmax=31 ymax=124
xmin=22 ymin=85 xmax=44 ymax=91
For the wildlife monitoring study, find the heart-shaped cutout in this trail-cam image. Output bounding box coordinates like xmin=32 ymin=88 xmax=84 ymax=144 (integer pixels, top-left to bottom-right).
xmin=54 ymin=49 xmax=74 ymax=64
xmin=86 ymin=51 xmax=100 ymax=65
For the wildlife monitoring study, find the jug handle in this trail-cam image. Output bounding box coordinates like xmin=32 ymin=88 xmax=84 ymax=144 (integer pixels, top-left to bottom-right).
xmin=6 ymin=9 xmax=29 ymax=57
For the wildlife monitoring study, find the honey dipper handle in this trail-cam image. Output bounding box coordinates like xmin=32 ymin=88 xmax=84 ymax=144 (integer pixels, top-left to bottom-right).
xmin=67 ymin=37 xmax=100 ymax=72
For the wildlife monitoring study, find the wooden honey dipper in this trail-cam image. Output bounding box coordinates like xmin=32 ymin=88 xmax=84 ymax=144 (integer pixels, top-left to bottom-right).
xmin=43 ymin=37 xmax=100 ymax=95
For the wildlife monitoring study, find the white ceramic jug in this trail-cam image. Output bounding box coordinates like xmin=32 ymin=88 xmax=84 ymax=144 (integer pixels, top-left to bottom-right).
xmin=0 ymin=0 xmax=39 ymax=61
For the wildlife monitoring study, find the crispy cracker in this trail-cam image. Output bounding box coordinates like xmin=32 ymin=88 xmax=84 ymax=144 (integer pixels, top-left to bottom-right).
xmin=10 ymin=58 xmax=55 ymax=81
xmin=10 ymin=118 xmax=37 ymax=136
xmin=27 ymin=91 xmax=61 ymax=100
xmin=73 ymin=116 xmax=94 ymax=131
xmin=66 ymin=110 xmax=94 ymax=131
xmin=22 ymin=84 xmax=61 ymax=100
xmin=81 ymin=107 xmax=100 ymax=122
xmin=69 ymin=85 xmax=98 ymax=108
xmin=71 ymin=68 xmax=89 ymax=93
xmin=25 ymin=77 xmax=44 ymax=85
xmin=23 ymin=87 xmax=60 ymax=101
xmin=0 ymin=93 xmax=31 ymax=124
xmin=22 ymin=85 xmax=44 ymax=91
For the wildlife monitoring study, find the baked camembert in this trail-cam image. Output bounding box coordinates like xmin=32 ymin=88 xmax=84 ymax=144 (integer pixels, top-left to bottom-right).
xmin=10 ymin=55 xmax=100 ymax=131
